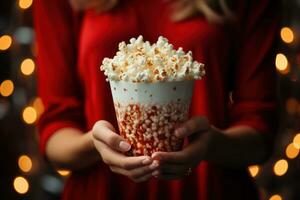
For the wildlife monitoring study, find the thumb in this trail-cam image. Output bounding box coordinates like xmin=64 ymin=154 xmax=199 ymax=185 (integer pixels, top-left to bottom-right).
xmin=92 ymin=120 xmax=131 ymax=152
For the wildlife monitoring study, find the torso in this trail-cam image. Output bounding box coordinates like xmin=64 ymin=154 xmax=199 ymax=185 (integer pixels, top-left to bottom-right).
xmin=64 ymin=0 xmax=258 ymax=199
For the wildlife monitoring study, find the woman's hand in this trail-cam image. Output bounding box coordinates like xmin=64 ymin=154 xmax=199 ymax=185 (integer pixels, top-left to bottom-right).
xmin=151 ymin=116 xmax=214 ymax=179
xmin=92 ymin=120 xmax=159 ymax=183
xmin=152 ymin=116 xmax=269 ymax=180
xmin=69 ymin=0 xmax=118 ymax=12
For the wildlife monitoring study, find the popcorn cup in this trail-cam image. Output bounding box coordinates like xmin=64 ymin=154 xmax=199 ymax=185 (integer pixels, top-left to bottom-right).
xmin=110 ymin=80 xmax=194 ymax=156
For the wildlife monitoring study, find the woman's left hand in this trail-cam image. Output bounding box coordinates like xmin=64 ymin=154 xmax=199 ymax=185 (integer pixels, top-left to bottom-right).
xmin=151 ymin=116 xmax=219 ymax=179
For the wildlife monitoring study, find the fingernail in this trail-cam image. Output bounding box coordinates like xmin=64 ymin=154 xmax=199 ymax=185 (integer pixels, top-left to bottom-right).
xmin=119 ymin=141 xmax=131 ymax=151
xmin=175 ymin=127 xmax=187 ymax=137
xmin=152 ymin=170 xmax=160 ymax=176
xmin=149 ymin=161 xmax=159 ymax=170
xmin=142 ymin=157 xmax=152 ymax=165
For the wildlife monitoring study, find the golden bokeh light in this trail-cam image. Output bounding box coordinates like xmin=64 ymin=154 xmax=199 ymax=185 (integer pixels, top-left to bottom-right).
xmin=13 ymin=176 xmax=29 ymax=194
xmin=0 ymin=35 xmax=12 ymax=50
xmin=33 ymin=97 xmax=44 ymax=116
xmin=273 ymin=159 xmax=288 ymax=176
xmin=57 ymin=170 xmax=71 ymax=176
xmin=280 ymin=27 xmax=294 ymax=44
xmin=20 ymin=58 xmax=35 ymax=76
xmin=0 ymin=80 xmax=14 ymax=97
xmin=18 ymin=0 xmax=33 ymax=9
xmin=22 ymin=106 xmax=37 ymax=124
xmin=18 ymin=155 xmax=32 ymax=173
xmin=275 ymin=53 xmax=289 ymax=73
xmin=286 ymin=98 xmax=298 ymax=115
xmin=293 ymin=133 xmax=300 ymax=149
xmin=269 ymin=194 xmax=282 ymax=200
xmin=248 ymin=165 xmax=260 ymax=177
xmin=286 ymin=143 xmax=299 ymax=159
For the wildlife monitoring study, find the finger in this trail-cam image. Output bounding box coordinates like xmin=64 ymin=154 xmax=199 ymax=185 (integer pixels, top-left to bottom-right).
xmin=130 ymin=160 xmax=159 ymax=179
xmin=110 ymin=160 xmax=159 ymax=181
xmin=95 ymin=140 xmax=152 ymax=169
xmin=174 ymin=116 xmax=210 ymax=138
xmin=93 ymin=120 xmax=130 ymax=152
xmin=152 ymin=141 xmax=202 ymax=166
xmin=152 ymin=151 xmax=187 ymax=164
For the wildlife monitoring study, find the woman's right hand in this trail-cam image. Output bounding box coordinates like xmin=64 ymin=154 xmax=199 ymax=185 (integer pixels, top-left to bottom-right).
xmin=69 ymin=0 xmax=118 ymax=12
xmin=92 ymin=120 xmax=159 ymax=183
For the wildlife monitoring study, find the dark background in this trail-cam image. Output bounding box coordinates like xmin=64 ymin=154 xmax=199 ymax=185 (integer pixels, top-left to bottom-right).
xmin=1 ymin=0 xmax=300 ymax=200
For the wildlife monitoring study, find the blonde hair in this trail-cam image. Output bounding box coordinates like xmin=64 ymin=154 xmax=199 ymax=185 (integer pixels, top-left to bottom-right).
xmin=172 ymin=0 xmax=235 ymax=23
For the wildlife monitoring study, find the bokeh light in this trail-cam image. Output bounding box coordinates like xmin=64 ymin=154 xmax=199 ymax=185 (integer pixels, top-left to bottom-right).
xmin=275 ymin=53 xmax=289 ymax=74
xmin=22 ymin=106 xmax=37 ymax=124
xmin=18 ymin=0 xmax=33 ymax=10
xmin=0 ymin=35 xmax=12 ymax=50
xmin=286 ymin=98 xmax=298 ymax=115
xmin=293 ymin=133 xmax=300 ymax=149
xmin=57 ymin=170 xmax=71 ymax=176
xmin=269 ymin=194 xmax=282 ymax=200
xmin=286 ymin=143 xmax=299 ymax=159
xmin=248 ymin=165 xmax=260 ymax=177
xmin=273 ymin=159 xmax=288 ymax=176
xmin=20 ymin=58 xmax=35 ymax=76
xmin=280 ymin=27 xmax=294 ymax=43
xmin=18 ymin=155 xmax=32 ymax=173
xmin=13 ymin=176 xmax=29 ymax=194
xmin=0 ymin=80 xmax=14 ymax=97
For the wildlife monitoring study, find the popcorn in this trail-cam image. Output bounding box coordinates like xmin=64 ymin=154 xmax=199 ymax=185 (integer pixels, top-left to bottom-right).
xmin=115 ymin=102 xmax=188 ymax=156
xmin=100 ymin=35 xmax=205 ymax=82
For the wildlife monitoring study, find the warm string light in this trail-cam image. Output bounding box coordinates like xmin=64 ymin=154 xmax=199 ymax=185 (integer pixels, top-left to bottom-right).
xmin=18 ymin=155 xmax=32 ymax=173
xmin=280 ymin=27 xmax=294 ymax=44
xmin=13 ymin=176 xmax=29 ymax=194
xmin=285 ymin=143 xmax=299 ymax=159
xmin=22 ymin=106 xmax=37 ymax=124
xmin=275 ymin=53 xmax=290 ymax=74
xmin=0 ymin=80 xmax=14 ymax=97
xmin=18 ymin=0 xmax=33 ymax=10
xmin=248 ymin=165 xmax=260 ymax=177
xmin=20 ymin=58 xmax=35 ymax=76
xmin=57 ymin=169 xmax=71 ymax=176
xmin=273 ymin=159 xmax=288 ymax=176
xmin=293 ymin=133 xmax=300 ymax=149
xmin=0 ymin=35 xmax=12 ymax=50
xmin=269 ymin=194 xmax=282 ymax=200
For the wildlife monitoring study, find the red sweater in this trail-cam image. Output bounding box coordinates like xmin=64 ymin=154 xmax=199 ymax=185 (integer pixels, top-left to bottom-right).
xmin=34 ymin=0 xmax=279 ymax=199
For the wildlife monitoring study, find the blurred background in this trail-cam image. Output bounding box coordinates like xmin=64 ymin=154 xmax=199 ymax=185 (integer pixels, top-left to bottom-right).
xmin=1 ymin=0 xmax=300 ymax=200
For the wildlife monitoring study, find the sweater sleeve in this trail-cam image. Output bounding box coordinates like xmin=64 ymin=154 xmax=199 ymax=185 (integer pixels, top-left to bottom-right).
xmin=228 ymin=0 xmax=280 ymax=140
xmin=34 ymin=0 xmax=85 ymax=155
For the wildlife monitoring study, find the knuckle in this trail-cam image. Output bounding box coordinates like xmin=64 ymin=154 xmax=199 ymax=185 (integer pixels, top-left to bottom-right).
xmin=121 ymin=162 xmax=130 ymax=170
xmin=109 ymin=166 xmax=116 ymax=173
xmin=142 ymin=166 xmax=151 ymax=174
xmin=127 ymin=171 xmax=135 ymax=179
xmin=102 ymin=157 xmax=111 ymax=165
xmin=94 ymin=120 xmax=107 ymax=128
xmin=92 ymin=121 xmax=106 ymax=136
xmin=108 ymin=135 xmax=120 ymax=149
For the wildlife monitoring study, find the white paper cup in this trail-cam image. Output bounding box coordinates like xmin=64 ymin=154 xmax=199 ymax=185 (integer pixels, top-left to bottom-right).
xmin=110 ymin=80 xmax=194 ymax=156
